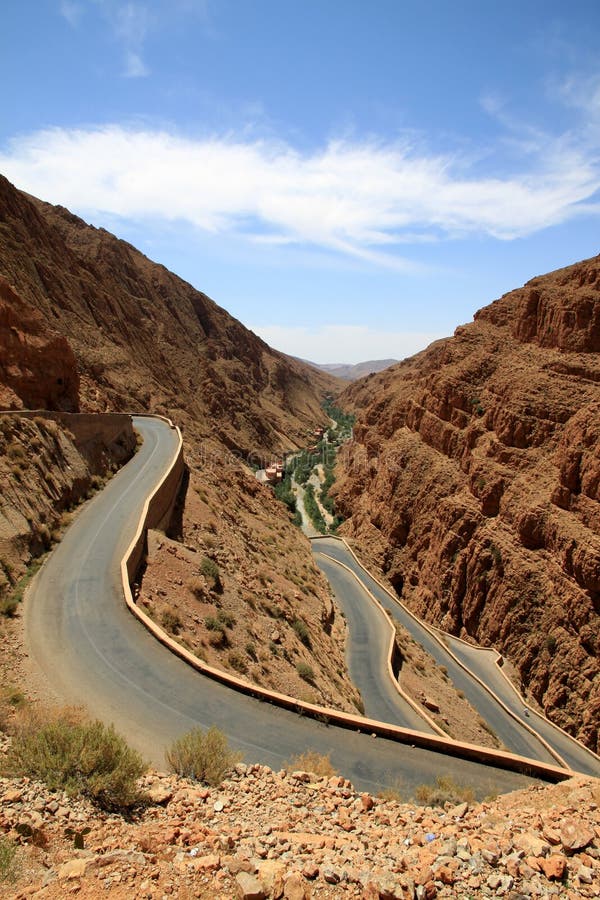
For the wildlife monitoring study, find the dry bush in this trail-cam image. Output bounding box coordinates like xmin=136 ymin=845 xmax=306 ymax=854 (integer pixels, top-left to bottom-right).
xmin=0 ymin=684 xmax=28 ymax=733
xmin=414 ymin=775 xmax=474 ymax=807
xmin=286 ymin=750 xmax=338 ymax=778
xmin=188 ymin=576 xmax=206 ymax=599
xmin=296 ymin=661 xmax=315 ymax=683
xmin=1 ymin=707 xmax=147 ymax=811
xmin=200 ymin=556 xmax=222 ymax=592
xmin=228 ymin=651 xmax=248 ymax=674
xmin=161 ymin=608 xmax=182 ymax=635
xmin=0 ymin=834 xmax=19 ymax=885
xmin=166 ymin=726 xmax=242 ymax=786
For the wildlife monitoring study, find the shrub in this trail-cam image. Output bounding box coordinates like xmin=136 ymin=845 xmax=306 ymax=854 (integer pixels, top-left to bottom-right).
xmin=1 ymin=711 xmax=146 ymax=811
xmin=161 ymin=608 xmax=182 ymax=635
xmin=414 ymin=775 xmax=474 ymax=808
xmin=287 ymin=750 xmax=338 ymax=778
xmin=205 ymin=617 xmax=228 ymax=647
xmin=188 ymin=576 xmax=206 ymax=599
xmin=0 ymin=684 xmax=27 ymax=730
xmin=217 ymin=610 xmax=235 ymax=628
xmin=166 ymin=725 xmax=241 ymax=786
xmin=296 ymin=661 xmax=315 ymax=683
xmin=245 ymin=642 xmax=257 ymax=661
xmin=200 ymin=557 xmax=222 ymax=592
xmin=490 ymin=544 xmax=503 ymax=566
xmin=292 ymin=618 xmax=311 ymax=648
xmin=0 ymin=597 xmax=18 ymax=618
xmin=0 ymin=834 xmax=19 ymax=884
xmin=228 ymin=651 xmax=248 ymax=674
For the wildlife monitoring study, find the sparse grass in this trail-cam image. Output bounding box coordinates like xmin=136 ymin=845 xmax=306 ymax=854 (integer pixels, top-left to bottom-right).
xmin=292 ymin=618 xmax=311 ymax=648
xmin=1 ymin=558 xmax=43 ymax=618
xmin=414 ymin=775 xmax=475 ymax=808
xmin=296 ymin=661 xmax=315 ymax=683
xmin=0 ymin=684 xmax=29 ymax=734
xmin=287 ymin=750 xmax=338 ymax=778
xmin=188 ymin=576 xmax=206 ymax=598
xmin=161 ymin=608 xmax=182 ymax=635
xmin=0 ymin=834 xmax=19 ymax=884
xmin=166 ymin=725 xmax=242 ymax=786
xmin=216 ymin=610 xmax=235 ymax=628
xmin=378 ymin=777 xmax=404 ymax=802
xmin=477 ymin=716 xmax=499 ymax=741
xmin=353 ymin=695 xmax=365 ymax=715
xmin=1 ymin=708 xmax=147 ymax=811
xmin=200 ymin=556 xmax=222 ymax=592
xmin=228 ymin=651 xmax=248 ymax=674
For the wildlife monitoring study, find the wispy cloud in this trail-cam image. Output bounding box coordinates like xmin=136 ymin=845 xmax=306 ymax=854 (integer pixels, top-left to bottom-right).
xmin=111 ymin=2 xmax=152 ymax=77
xmin=249 ymin=324 xmax=445 ymax=364
xmin=59 ymin=0 xmax=82 ymax=27
xmin=1 ymin=105 xmax=599 ymax=268
xmin=60 ymin=1 xmax=153 ymax=77
xmin=123 ymin=50 xmax=149 ymax=78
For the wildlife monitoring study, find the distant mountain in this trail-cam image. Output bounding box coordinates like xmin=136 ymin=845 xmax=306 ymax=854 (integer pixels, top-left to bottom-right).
xmin=305 ymin=359 xmax=399 ymax=381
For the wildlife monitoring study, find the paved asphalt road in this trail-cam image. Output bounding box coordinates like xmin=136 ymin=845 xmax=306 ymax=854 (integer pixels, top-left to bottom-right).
xmin=313 ymin=553 xmax=434 ymax=733
xmin=315 ymin=538 xmax=600 ymax=777
xmin=313 ymin=539 xmax=560 ymax=766
xmin=25 ymin=417 xmax=549 ymax=797
xmin=444 ymin=634 xmax=600 ymax=777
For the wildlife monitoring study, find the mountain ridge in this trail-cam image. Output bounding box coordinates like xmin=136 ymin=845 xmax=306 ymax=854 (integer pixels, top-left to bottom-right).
xmin=302 ymin=358 xmax=399 ymax=381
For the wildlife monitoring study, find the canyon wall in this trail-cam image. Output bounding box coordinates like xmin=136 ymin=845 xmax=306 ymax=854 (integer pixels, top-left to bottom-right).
xmin=334 ymin=255 xmax=600 ymax=752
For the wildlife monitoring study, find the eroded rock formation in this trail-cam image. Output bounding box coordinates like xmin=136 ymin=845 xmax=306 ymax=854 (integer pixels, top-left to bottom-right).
xmin=0 ymin=278 xmax=79 ymax=411
xmin=335 ymin=255 xmax=600 ymax=752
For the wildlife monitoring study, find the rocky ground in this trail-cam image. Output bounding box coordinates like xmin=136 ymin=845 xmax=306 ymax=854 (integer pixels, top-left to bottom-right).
xmin=1 ymin=744 xmax=599 ymax=899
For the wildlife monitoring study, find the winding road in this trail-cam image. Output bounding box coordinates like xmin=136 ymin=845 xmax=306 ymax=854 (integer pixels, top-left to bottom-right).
xmin=312 ymin=539 xmax=600 ymax=777
xmin=23 ymin=417 xmax=593 ymax=798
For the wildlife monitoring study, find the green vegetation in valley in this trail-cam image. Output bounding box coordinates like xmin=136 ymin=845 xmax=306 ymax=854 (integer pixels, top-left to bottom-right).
xmin=303 ymin=483 xmax=327 ymax=534
xmin=322 ymin=396 xmax=356 ymax=438
xmin=273 ymin=473 xmax=302 ymax=526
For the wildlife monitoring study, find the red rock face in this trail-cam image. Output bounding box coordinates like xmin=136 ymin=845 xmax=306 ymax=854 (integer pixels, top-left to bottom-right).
xmin=335 ymin=256 xmax=600 ymax=752
xmin=0 ymin=278 xmax=79 ymax=411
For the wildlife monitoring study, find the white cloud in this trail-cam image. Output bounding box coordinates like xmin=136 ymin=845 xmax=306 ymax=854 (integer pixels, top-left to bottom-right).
xmin=59 ymin=1 xmax=82 ymax=27
xmin=1 ymin=118 xmax=599 ymax=267
xmin=249 ymin=324 xmax=445 ymax=365
xmin=85 ymin=1 xmax=153 ymax=78
xmin=123 ymin=50 xmax=150 ymax=78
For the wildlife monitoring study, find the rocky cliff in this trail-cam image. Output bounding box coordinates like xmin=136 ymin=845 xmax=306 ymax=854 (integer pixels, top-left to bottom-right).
xmin=0 ymin=278 xmax=79 ymax=412
xmin=334 ymin=256 xmax=600 ymax=752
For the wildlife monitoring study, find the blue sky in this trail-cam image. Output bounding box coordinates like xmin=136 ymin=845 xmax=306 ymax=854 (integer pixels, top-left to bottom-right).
xmin=2 ymin=1 xmax=600 ymax=363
